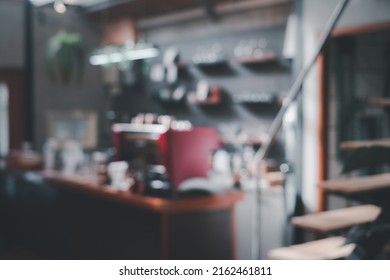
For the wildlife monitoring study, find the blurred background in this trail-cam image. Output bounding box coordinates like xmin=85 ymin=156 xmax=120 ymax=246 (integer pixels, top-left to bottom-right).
xmin=0 ymin=0 xmax=390 ymax=260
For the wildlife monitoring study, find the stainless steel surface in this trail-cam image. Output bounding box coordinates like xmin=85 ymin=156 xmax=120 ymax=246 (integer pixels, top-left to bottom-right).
xmin=0 ymin=83 xmax=9 ymax=157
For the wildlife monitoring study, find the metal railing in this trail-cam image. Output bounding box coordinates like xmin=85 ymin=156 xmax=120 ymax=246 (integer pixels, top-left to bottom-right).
xmin=252 ymin=0 xmax=350 ymax=259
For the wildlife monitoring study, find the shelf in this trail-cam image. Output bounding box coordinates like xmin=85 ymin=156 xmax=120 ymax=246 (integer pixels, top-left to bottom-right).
xmin=187 ymin=85 xmax=223 ymax=106
xmin=192 ymin=60 xmax=228 ymax=67
xmin=268 ymin=236 xmax=355 ymax=260
xmin=233 ymin=92 xmax=278 ymax=105
xmin=319 ymin=173 xmax=390 ymax=194
xmin=236 ymin=52 xmax=278 ymax=65
xmin=340 ymin=138 xmax=390 ymax=150
xmin=187 ymin=94 xmax=222 ymax=105
xmin=291 ymin=205 xmax=381 ymax=233
xmin=193 ymin=60 xmax=234 ymax=76
xmin=367 ymin=98 xmax=390 ymax=107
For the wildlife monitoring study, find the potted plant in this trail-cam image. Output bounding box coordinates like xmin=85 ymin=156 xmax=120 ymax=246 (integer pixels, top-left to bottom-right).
xmin=46 ymin=30 xmax=85 ymax=84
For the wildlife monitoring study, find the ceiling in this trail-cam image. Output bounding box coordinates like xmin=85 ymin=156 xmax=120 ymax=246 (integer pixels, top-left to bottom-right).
xmin=30 ymin=0 xmax=108 ymax=7
xmin=30 ymin=0 xmax=290 ymax=20
xmin=88 ymin=0 xmax=240 ymax=19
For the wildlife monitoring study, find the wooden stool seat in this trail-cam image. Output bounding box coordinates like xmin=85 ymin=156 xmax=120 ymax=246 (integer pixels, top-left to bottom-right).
xmin=291 ymin=205 xmax=381 ymax=233
xmin=319 ymin=173 xmax=390 ymax=194
xmin=268 ymin=237 xmax=355 ymax=260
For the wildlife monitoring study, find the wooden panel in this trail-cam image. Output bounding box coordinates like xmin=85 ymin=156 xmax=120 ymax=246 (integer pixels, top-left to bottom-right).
xmin=101 ymin=18 xmax=138 ymax=44
xmin=168 ymin=208 xmax=232 ymax=259
xmin=1 ymin=170 xmax=239 ymax=259
xmin=40 ymin=171 xmax=243 ymax=213
xmin=0 ymin=69 xmax=25 ymax=150
xmin=317 ymin=51 xmax=329 ymax=212
xmin=340 ymin=139 xmax=390 ymax=150
xmin=0 ymin=171 xmax=162 ymax=259
xmin=291 ymin=205 xmax=381 ymax=233
xmin=319 ymin=173 xmax=390 ymax=194
xmin=268 ymin=236 xmax=355 ymax=260
xmin=332 ymin=21 xmax=390 ymax=38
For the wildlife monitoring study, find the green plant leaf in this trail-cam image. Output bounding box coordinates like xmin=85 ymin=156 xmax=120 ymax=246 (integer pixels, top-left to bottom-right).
xmin=45 ymin=31 xmax=85 ymax=85
xmin=341 ymin=146 xmax=390 ymax=174
xmin=58 ymin=45 xmax=74 ymax=84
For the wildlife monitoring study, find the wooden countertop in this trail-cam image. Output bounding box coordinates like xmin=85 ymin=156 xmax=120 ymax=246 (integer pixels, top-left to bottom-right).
xmin=37 ymin=171 xmax=243 ymax=214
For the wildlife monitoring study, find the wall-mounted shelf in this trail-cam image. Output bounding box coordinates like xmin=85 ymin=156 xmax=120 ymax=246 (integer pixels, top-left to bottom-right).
xmin=187 ymin=93 xmax=222 ymax=105
xmin=236 ymin=52 xmax=278 ymax=65
xmin=233 ymin=92 xmax=279 ymax=105
xmin=193 ymin=60 xmax=228 ymax=67
xmin=187 ymin=82 xmax=224 ymax=105
xmin=367 ymin=98 xmax=390 ymax=107
xmin=192 ymin=60 xmax=234 ymax=76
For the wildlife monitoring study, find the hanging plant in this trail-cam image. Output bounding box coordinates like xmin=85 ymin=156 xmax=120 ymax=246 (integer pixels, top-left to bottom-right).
xmin=46 ymin=30 xmax=85 ymax=84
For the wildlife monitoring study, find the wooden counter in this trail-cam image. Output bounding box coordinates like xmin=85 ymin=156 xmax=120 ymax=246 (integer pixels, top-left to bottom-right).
xmin=40 ymin=170 xmax=243 ymax=214
xmin=0 ymin=169 xmax=243 ymax=260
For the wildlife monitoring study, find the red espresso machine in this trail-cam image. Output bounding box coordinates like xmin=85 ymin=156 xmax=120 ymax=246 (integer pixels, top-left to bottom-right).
xmin=112 ymin=123 xmax=221 ymax=193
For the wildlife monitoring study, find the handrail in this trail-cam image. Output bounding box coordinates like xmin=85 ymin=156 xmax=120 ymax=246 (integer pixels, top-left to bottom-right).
xmin=252 ymin=0 xmax=350 ymax=259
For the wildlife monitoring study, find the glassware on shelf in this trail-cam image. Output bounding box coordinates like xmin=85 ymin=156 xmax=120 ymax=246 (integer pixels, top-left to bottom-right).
xmin=157 ymin=115 xmax=175 ymax=128
xmin=89 ymin=40 xmax=160 ymax=66
xmin=233 ymin=38 xmax=274 ymax=60
xmin=61 ymin=140 xmax=84 ymax=177
xmin=192 ymin=43 xmax=226 ymax=65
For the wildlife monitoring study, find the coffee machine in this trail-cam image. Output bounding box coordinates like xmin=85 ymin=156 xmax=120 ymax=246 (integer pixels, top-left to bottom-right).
xmin=112 ymin=124 xmax=221 ymax=196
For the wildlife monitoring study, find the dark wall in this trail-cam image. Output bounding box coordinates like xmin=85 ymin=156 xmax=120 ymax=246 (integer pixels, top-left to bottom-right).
xmin=327 ymin=29 xmax=390 ymax=178
xmin=0 ymin=1 xmax=292 ymax=159
xmin=32 ymin=8 xmax=106 ymax=150
xmin=0 ymin=1 xmax=24 ymax=68
xmin=0 ymin=2 xmax=107 ymax=150
xmin=110 ymin=4 xmax=292 ymax=156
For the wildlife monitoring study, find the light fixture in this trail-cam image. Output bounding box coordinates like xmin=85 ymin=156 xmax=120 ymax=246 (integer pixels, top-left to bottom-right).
xmin=89 ymin=43 xmax=160 ymax=66
xmin=124 ymin=48 xmax=160 ymax=61
xmin=54 ymin=0 xmax=67 ymax=14
xmin=0 ymin=83 xmax=9 ymax=157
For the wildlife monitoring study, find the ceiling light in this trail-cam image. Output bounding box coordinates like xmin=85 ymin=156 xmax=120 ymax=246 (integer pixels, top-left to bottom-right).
xmin=54 ymin=0 xmax=67 ymax=14
xmin=124 ymin=48 xmax=160 ymax=61
xmin=89 ymin=54 xmax=110 ymax=66
xmin=89 ymin=47 xmax=160 ymax=66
